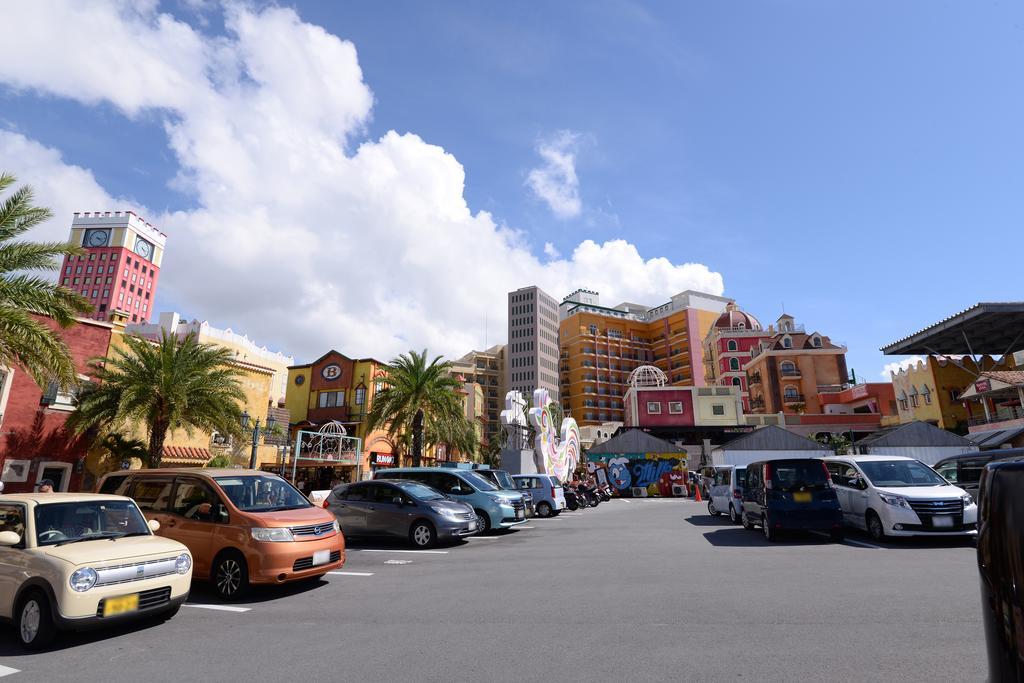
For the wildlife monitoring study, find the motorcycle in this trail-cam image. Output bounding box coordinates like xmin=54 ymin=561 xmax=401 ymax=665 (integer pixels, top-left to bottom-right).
xmin=563 ymin=486 xmax=581 ymax=511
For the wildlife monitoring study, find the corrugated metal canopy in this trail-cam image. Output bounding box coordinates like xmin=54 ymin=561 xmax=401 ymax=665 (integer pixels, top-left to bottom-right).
xmin=714 ymin=425 xmax=825 ymax=451
xmin=586 ymin=428 xmax=681 ymax=454
xmin=856 ymin=420 xmax=974 ymax=448
xmin=881 ymin=302 xmax=1024 ymax=356
xmin=964 ymin=426 xmax=1024 ymax=449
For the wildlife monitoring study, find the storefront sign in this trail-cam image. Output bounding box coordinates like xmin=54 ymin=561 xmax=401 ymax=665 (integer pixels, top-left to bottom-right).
xmin=371 ymin=452 xmax=396 ymax=468
xmin=975 ymin=379 xmax=992 ymax=394
xmin=321 ymin=363 xmax=342 ymax=381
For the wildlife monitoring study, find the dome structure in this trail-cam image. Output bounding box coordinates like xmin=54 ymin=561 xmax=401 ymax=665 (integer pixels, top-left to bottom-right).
xmin=628 ymin=365 xmax=668 ymax=388
xmin=714 ymin=303 xmax=762 ymax=330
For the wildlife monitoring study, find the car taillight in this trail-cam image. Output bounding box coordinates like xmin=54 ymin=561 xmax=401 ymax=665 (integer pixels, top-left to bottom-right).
xmin=323 ymin=500 xmax=330 ymax=508
xmin=733 ymin=489 xmax=742 ymax=499
xmin=764 ymin=463 xmax=772 ymax=490
xmin=551 ymin=486 xmax=557 ymax=498
xmin=821 ymin=461 xmax=834 ymax=489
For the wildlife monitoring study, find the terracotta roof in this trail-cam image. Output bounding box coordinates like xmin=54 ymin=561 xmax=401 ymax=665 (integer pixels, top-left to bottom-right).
xmin=162 ymin=446 xmax=211 ymax=464
xmin=714 ymin=305 xmax=762 ymax=330
xmin=981 ymin=371 xmax=1024 ymax=386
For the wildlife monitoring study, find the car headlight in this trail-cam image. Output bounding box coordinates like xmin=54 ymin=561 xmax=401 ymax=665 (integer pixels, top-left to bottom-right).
xmin=250 ymin=527 xmax=294 ymax=542
xmin=175 ymin=553 xmax=192 ymax=575
xmin=69 ymin=567 xmax=97 ymax=592
xmin=332 ymin=520 xmax=340 ymax=533
xmin=878 ymin=493 xmax=911 ymax=509
xmin=961 ymin=493 xmax=974 ymax=506
xmin=430 ymin=505 xmax=461 ymax=519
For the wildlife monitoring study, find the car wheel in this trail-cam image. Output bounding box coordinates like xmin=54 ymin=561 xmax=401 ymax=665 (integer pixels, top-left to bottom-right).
xmin=741 ymin=511 xmax=754 ymax=530
xmin=474 ymin=509 xmax=491 ymax=534
xmin=707 ymin=500 xmax=719 ymax=516
xmin=17 ymin=590 xmax=55 ymax=650
xmin=729 ymin=505 xmax=740 ymax=525
xmin=763 ymin=514 xmax=777 ymax=542
xmin=213 ymin=551 xmax=249 ymax=600
xmin=536 ymin=501 xmax=553 ymax=518
xmin=866 ymin=510 xmax=885 ymax=541
xmin=410 ymin=521 xmax=435 ymax=548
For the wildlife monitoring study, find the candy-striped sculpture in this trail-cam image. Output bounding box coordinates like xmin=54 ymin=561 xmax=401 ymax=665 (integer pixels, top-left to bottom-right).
xmin=528 ymin=388 xmax=581 ymax=483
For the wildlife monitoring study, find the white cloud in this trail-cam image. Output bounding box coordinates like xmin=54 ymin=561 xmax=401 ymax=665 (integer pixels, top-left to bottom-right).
xmin=526 ymin=130 xmax=582 ymax=219
xmin=543 ymin=242 xmax=561 ymax=259
xmin=881 ymin=355 xmax=926 ymax=379
xmin=0 ymin=2 xmax=725 ymax=362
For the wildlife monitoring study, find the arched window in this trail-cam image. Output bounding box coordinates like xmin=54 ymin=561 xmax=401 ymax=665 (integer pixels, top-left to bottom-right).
xmin=782 ymin=336 xmax=793 ymax=349
xmin=812 ymin=336 xmax=822 ymax=347
xmin=729 ymin=358 xmax=740 ymax=371
xmin=737 ymin=322 xmax=745 ymax=330
xmin=727 ymin=340 xmax=738 ymax=351
xmin=784 ymin=385 xmax=800 ymax=399
xmin=781 ymin=361 xmax=797 ymax=375
xmin=732 ymin=377 xmax=742 ymax=387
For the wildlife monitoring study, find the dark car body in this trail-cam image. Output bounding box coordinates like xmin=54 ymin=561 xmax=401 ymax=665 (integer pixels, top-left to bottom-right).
xmin=977 ymin=456 xmax=1024 ymax=680
xmin=742 ymin=458 xmax=843 ymax=540
xmin=935 ymin=448 xmax=1024 ymax=502
xmin=325 ymin=479 xmax=477 ymax=548
xmin=472 ymin=469 xmax=534 ymax=517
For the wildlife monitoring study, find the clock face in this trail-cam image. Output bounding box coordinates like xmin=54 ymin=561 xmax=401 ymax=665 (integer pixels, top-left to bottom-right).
xmin=84 ymin=229 xmax=109 ymax=247
xmin=134 ymin=237 xmax=154 ymax=260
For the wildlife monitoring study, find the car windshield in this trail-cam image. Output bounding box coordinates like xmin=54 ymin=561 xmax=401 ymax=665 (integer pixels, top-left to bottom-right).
xmin=734 ymin=468 xmax=746 ymax=488
xmin=858 ymin=460 xmax=947 ymax=488
xmin=462 ymin=471 xmax=498 ymax=491
xmin=214 ymin=475 xmax=312 ymax=511
xmin=35 ymin=500 xmax=150 ymax=547
xmin=770 ymin=461 xmax=828 ymax=492
xmin=491 ymin=470 xmax=516 ymax=489
xmin=396 ymin=481 xmax=446 ymax=501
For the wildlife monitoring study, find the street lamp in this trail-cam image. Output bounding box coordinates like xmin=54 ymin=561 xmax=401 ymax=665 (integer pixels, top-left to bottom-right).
xmin=241 ymin=410 xmax=277 ymax=469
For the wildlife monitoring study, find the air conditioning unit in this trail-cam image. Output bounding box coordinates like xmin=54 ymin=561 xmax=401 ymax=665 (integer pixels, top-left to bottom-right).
xmin=631 ymin=487 xmax=647 ymax=498
xmin=671 ymin=484 xmax=687 ymax=497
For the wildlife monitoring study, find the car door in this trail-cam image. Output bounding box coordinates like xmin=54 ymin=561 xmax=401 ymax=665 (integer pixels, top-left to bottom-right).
xmin=334 ymin=483 xmax=372 ymax=535
xmin=743 ymin=465 xmax=762 ymax=521
xmin=166 ymin=478 xmax=225 ymax=578
xmin=365 ymin=483 xmax=411 ymax=537
xmin=826 ymin=462 xmax=851 ymax=522
xmin=712 ymin=468 xmax=732 ymax=512
xmin=0 ymin=502 xmax=28 ymax=619
xmin=845 ymin=464 xmax=871 ymax=529
xmin=128 ymin=477 xmax=174 ymax=529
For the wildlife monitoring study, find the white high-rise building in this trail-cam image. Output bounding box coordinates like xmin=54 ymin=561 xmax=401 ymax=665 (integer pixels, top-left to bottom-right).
xmin=507 ymin=286 xmax=560 ymax=401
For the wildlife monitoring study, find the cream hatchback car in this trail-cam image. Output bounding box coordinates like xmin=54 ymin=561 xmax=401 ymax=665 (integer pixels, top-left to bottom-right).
xmin=0 ymin=493 xmax=193 ymax=649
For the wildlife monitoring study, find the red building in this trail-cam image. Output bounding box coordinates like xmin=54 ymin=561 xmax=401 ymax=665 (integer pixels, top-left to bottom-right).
xmin=58 ymin=211 xmax=167 ymax=324
xmin=702 ymin=304 xmax=771 ymax=411
xmin=0 ymin=317 xmax=117 ymax=493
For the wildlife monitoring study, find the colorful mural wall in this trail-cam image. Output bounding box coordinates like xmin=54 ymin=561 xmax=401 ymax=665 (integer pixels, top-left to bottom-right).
xmin=586 ymin=452 xmax=689 ymax=497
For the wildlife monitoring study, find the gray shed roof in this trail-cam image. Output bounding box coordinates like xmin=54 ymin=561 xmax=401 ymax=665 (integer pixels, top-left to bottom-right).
xmin=586 ymin=428 xmax=681 ymax=455
xmin=714 ymin=425 xmax=826 ymax=451
xmin=964 ymin=427 xmax=1024 ymax=450
xmin=856 ymin=420 xmax=975 ymax=448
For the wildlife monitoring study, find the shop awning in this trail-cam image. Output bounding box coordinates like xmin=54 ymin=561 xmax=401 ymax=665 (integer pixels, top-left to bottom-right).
xmin=965 ymin=427 xmax=1024 ymax=449
xmin=881 ymin=302 xmax=1024 ymax=356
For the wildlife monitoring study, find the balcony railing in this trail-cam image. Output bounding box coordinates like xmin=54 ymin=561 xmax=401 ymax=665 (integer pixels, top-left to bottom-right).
xmin=780 ymin=368 xmax=801 ymax=377
xmin=783 ymin=393 xmax=806 ymax=403
xmin=968 ymin=406 xmax=1024 ymax=428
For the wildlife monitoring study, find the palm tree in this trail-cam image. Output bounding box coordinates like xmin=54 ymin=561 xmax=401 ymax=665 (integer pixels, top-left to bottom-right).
xmin=68 ymin=331 xmax=246 ymax=468
xmin=97 ymin=433 xmax=151 ymax=469
xmin=0 ymin=173 xmax=91 ymax=388
xmin=365 ymin=349 xmax=472 ymax=467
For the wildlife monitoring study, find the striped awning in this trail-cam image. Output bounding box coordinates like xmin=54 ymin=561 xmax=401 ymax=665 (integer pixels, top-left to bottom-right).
xmin=162 ymin=446 xmax=212 ymax=465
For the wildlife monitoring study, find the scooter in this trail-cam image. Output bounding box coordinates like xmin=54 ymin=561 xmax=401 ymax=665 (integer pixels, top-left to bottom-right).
xmin=563 ymin=487 xmax=581 ymax=511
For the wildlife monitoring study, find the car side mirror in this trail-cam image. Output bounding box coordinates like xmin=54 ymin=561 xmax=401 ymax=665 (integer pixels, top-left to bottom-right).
xmin=147 ymin=519 xmax=161 ymax=532
xmin=0 ymin=530 xmax=21 ymax=547
xmin=392 ymin=496 xmax=404 ymax=506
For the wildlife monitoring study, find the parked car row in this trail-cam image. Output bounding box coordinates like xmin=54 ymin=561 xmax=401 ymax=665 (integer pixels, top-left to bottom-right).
xmin=705 ymin=455 xmax=979 ymax=542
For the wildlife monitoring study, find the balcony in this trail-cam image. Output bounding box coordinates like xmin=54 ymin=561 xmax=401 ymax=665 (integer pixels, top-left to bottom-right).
xmin=780 ymin=368 xmax=802 ymax=378
xmin=749 ymin=372 xmax=762 ymax=385
xmin=783 ymin=393 xmax=806 ymax=404
xmin=968 ymin=406 xmax=1024 ymax=429
xmin=750 ymin=397 xmax=766 ymax=411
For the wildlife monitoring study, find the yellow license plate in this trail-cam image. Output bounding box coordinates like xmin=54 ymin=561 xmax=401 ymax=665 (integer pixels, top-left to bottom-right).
xmin=103 ymin=593 xmax=139 ymax=617
xmin=793 ymin=492 xmax=812 ymax=503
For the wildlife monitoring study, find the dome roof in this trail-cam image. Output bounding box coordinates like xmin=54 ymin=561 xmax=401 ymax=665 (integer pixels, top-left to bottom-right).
xmin=714 ymin=304 xmax=762 ymax=331
xmin=628 ymin=365 xmax=668 ymax=388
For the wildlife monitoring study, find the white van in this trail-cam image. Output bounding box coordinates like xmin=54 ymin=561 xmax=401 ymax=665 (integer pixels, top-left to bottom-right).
xmin=706 ymin=465 xmax=746 ymax=524
xmin=824 ymin=455 xmax=977 ymax=540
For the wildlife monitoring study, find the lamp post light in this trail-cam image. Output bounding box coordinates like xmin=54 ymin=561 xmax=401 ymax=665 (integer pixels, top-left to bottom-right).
xmin=240 ymin=410 xmax=277 ymax=470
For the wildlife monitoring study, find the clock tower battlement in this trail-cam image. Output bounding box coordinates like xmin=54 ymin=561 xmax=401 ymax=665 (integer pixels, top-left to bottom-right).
xmin=59 ymin=211 xmax=168 ymax=325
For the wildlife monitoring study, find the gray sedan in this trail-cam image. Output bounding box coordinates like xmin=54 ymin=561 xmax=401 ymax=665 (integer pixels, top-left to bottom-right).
xmin=325 ymin=479 xmax=479 ymax=548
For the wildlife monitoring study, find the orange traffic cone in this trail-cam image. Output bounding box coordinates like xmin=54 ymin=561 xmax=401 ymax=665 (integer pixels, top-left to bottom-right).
xmin=693 ymin=483 xmax=702 ymax=503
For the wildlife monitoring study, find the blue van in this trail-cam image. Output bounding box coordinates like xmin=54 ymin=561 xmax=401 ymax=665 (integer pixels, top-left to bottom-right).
xmin=741 ymin=458 xmax=844 ymax=542
xmin=376 ymin=467 xmax=526 ymax=533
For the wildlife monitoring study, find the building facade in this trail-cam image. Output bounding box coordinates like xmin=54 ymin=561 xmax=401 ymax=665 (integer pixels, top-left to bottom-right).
xmin=624 ymin=385 xmax=745 ymax=429
xmin=890 ymin=355 xmax=1010 ymax=431
xmin=449 ymin=344 xmax=507 ymax=445
xmin=702 ymin=303 xmax=770 ymax=412
xmin=559 ymin=289 xmax=731 ymax=426
xmin=507 ymin=286 xmax=560 ymax=400
xmin=59 ymin=211 xmax=166 ymax=325
xmin=745 ymin=314 xmax=848 ymax=415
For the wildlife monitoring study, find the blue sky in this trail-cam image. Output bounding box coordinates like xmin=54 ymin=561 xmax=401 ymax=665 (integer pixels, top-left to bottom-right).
xmin=1 ymin=1 xmax=1021 ymax=377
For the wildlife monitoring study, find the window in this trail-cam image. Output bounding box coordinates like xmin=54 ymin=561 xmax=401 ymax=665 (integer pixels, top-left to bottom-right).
xmin=782 ymin=336 xmax=793 ymax=349
xmin=729 ymin=358 xmax=740 ymax=371
xmin=668 ymin=401 xmax=683 ymax=414
xmin=784 ymin=385 xmax=800 ymax=399
xmin=172 ymin=480 xmax=222 ymax=522
xmin=922 ymin=385 xmax=932 ymax=405
xmin=318 ymin=390 xmax=345 ymax=408
xmin=64 ymin=266 xmax=71 ymax=274
xmin=62 ymin=277 xmax=69 ymax=285
xmin=106 ymin=277 xmax=112 ymax=284
xmin=0 ymin=503 xmax=25 ymax=546
xmin=75 ymin=266 xmax=82 ymax=274
xmin=712 ymin=404 xmax=725 ymax=415
xmin=354 ymin=386 xmax=366 ymax=405
xmin=781 ymin=361 xmax=797 ymax=375
xmin=73 ymin=277 xmax=80 ymax=285
xmin=812 ymin=336 xmax=822 ymax=347
xmin=646 ymin=401 xmax=662 ymax=414
xmin=727 ymin=340 xmax=738 ymax=351
xmin=129 ymin=479 xmax=173 ymax=512
xmin=86 ymin=266 xmax=93 ymax=274
xmin=732 ymin=377 xmax=742 ymax=386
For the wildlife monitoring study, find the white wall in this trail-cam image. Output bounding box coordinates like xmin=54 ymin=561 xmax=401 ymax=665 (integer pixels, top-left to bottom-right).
xmin=861 ymin=446 xmax=978 ymax=466
xmin=711 ymin=449 xmax=831 ymax=467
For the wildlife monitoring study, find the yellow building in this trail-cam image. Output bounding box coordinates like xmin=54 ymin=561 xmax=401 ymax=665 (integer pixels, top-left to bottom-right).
xmin=449 ymin=345 xmax=507 ymax=445
xmin=559 ymin=290 xmax=730 ymax=426
xmin=890 ymin=355 xmax=1012 ymax=430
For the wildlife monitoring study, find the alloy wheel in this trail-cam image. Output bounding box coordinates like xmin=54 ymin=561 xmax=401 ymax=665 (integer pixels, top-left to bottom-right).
xmin=413 ymin=524 xmax=432 ymax=547
xmin=868 ymin=512 xmax=885 ymax=540
xmin=20 ymin=599 xmax=40 ymax=644
xmin=217 ymin=559 xmax=242 ymax=596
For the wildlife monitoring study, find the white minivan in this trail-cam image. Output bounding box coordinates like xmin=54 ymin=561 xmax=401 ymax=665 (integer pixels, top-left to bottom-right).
xmin=706 ymin=465 xmax=746 ymax=524
xmin=824 ymin=455 xmax=977 ymax=540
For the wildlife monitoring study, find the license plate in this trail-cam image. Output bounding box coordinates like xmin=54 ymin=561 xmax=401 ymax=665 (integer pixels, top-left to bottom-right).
xmin=932 ymin=515 xmax=954 ymax=528
xmin=312 ymin=549 xmax=331 ymax=566
xmin=468 ymin=520 xmax=477 ymax=531
xmin=103 ymin=593 xmax=139 ymax=617
xmin=793 ymin=492 xmax=812 ymax=503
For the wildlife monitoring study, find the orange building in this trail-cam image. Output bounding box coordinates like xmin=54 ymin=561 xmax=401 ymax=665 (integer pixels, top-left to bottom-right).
xmin=559 ymin=289 xmax=731 ymax=426
xmin=745 ymin=314 xmax=849 ymax=415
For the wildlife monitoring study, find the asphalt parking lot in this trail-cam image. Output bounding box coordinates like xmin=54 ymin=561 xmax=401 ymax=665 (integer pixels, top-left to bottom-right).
xmin=0 ymin=498 xmax=984 ymax=681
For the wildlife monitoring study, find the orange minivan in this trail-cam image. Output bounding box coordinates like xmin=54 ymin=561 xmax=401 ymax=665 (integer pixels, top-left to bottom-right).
xmin=96 ymin=469 xmax=345 ymax=599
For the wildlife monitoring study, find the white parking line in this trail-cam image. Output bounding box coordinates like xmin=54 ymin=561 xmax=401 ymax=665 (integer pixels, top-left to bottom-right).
xmin=0 ymin=665 xmax=20 ymax=678
xmin=466 ymin=536 xmax=498 ymax=540
xmin=329 ymin=571 xmax=374 ymax=576
xmin=517 ymin=526 xmax=535 ymax=529
xmin=348 ymin=548 xmax=449 ymax=554
xmin=184 ymin=603 xmax=251 ymax=612
xmin=843 ymin=538 xmax=884 ymax=549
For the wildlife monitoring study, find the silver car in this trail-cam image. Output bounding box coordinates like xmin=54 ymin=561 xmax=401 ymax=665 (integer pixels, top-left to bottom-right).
xmin=325 ymin=479 xmax=478 ymax=548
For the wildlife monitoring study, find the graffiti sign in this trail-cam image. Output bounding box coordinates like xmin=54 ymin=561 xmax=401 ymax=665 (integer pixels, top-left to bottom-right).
xmin=587 ymin=452 xmax=688 ymax=497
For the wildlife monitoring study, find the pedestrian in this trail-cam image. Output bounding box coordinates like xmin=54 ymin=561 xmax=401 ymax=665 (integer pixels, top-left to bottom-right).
xmin=36 ymin=478 xmax=54 ymax=493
